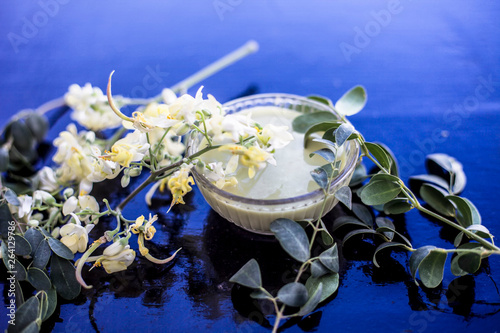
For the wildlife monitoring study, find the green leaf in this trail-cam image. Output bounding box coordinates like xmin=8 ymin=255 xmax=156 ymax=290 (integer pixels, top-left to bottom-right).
xmin=310 ymin=148 xmax=335 ymax=163
xmin=420 ymin=183 xmax=455 ymax=217
xmin=410 ymin=245 xmax=436 ymax=281
xmin=278 ymin=282 xmax=309 ymax=307
xmin=303 ymin=121 xmax=341 ymax=146
xmin=42 ymin=288 xmax=58 ymax=321
xmin=4 ymin=188 xmax=20 ymax=206
xmin=298 ymin=283 xmax=323 ymax=316
xmin=335 ymin=85 xmax=367 ymax=116
xmin=50 ymin=255 xmax=81 ymax=300
xmin=25 ymin=112 xmax=49 ymax=142
xmin=305 ymin=273 xmax=339 ymax=303
xmin=310 ymin=167 xmax=329 ymax=190
xmin=230 ymin=259 xmax=262 ymax=289
xmin=270 ymin=218 xmax=310 ymax=263
xmin=373 ymin=242 xmax=412 ymax=268
xmin=409 ymin=174 xmax=449 ymax=196
xmin=370 ymin=173 xmax=400 ymax=183
xmin=13 ymin=259 xmax=28 ymax=281
xmin=335 ymin=123 xmax=355 ymax=147
xmin=375 ymin=217 xmax=395 ymax=241
xmin=450 ymin=255 xmax=468 ymax=277
xmin=426 ymin=153 xmax=466 ymax=194
xmin=27 ymin=267 xmax=52 ymax=291
xmin=8 ymin=296 xmax=40 ymax=333
xmin=446 ymin=195 xmax=481 ymax=227
xmin=365 ymin=142 xmax=391 ymax=171
xmin=320 ymin=228 xmax=334 ymax=246
xmin=342 ymin=229 xmax=382 ymax=246
xmin=24 ymin=228 xmax=45 ymax=257
xmin=332 ymin=215 xmax=371 ymax=233
xmin=0 ymin=203 xmax=13 ymax=237
xmin=418 ymin=249 xmax=447 ymax=288
xmin=10 ymin=120 xmax=35 ymax=153
xmin=383 ymin=198 xmax=412 ymax=215
xmin=48 ymin=237 xmax=74 ymax=260
xmin=378 ymin=143 xmax=399 ymax=177
xmin=307 ymin=95 xmax=334 ymax=108
xmin=457 ymin=251 xmax=482 ymax=274
xmin=466 ymin=225 xmax=492 ymax=240
xmin=292 ymin=111 xmax=338 ymax=133
xmin=319 ymin=244 xmax=339 ymax=273
xmin=250 ymin=289 xmax=270 ymax=300
xmin=33 ymin=239 xmax=52 ymax=269
xmin=359 ymin=180 xmax=401 ymax=206
xmin=349 ymin=163 xmax=367 ymax=187
xmin=335 ymin=186 xmax=352 ymax=210
xmin=14 ymin=235 xmax=32 ymax=256
xmin=0 ymin=147 xmax=9 ymax=172
xmin=311 ymin=260 xmax=330 ymax=278
xmin=410 ymin=246 xmax=447 ymax=288
xmin=352 ymin=203 xmax=373 ymax=228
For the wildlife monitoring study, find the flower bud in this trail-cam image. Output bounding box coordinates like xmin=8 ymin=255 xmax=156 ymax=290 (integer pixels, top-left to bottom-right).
xmin=51 ymin=226 xmax=60 ymax=239
xmin=28 ymin=220 xmax=39 ymax=227
xmin=128 ymin=167 xmax=141 ymax=177
xmin=121 ymin=174 xmax=130 ymax=188
xmin=63 ymin=188 xmax=74 ymax=199
xmin=173 ymin=122 xmax=191 ymax=136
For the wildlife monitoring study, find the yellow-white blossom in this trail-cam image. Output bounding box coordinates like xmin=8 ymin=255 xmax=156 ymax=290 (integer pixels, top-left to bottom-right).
xmin=37 ymin=166 xmax=59 ymax=192
xmin=131 ymin=214 xmax=158 ymax=241
xmin=60 ymin=214 xmax=94 ymax=254
xmin=167 ymin=164 xmax=195 ymax=208
xmin=219 ymin=144 xmax=275 ymax=179
xmin=258 ymin=124 xmax=294 ymax=151
xmin=104 ymin=130 xmax=150 ymax=168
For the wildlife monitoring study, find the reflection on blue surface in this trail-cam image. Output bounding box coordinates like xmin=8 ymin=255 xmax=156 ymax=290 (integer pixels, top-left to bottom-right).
xmin=1 ymin=1 xmax=499 ymax=332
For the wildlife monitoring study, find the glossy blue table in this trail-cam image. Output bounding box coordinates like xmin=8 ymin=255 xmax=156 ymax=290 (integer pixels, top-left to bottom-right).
xmin=1 ymin=1 xmax=499 ymax=332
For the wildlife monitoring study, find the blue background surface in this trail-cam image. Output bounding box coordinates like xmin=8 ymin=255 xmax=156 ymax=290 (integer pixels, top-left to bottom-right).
xmin=1 ymin=1 xmax=500 ymax=332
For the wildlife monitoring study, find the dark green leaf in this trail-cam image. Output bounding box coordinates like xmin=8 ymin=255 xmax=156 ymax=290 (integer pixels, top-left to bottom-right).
xmin=13 ymin=259 xmax=27 ymax=281
xmin=305 ymin=273 xmax=339 ymax=303
xmin=292 ymin=112 xmax=338 ymax=133
xmin=270 ymin=218 xmax=310 ymax=263
xmin=25 ymin=113 xmax=49 ymax=142
xmin=466 ymin=224 xmax=492 ymax=240
xmin=409 ymin=245 xmax=436 ymax=281
xmin=0 ymin=147 xmax=9 ymax=172
xmin=370 ymin=173 xmax=400 ymax=183
xmin=373 ymin=242 xmax=412 ymax=268
xmin=457 ymin=251 xmax=481 ymax=274
xmin=27 ymin=267 xmax=52 ymax=291
xmin=426 ymin=153 xmax=466 ymax=194
xmin=303 ymin=121 xmax=341 ymax=146
xmin=335 ymin=85 xmax=367 ymax=116
xmin=375 ymin=217 xmax=395 ymax=241
xmin=450 ymin=255 xmax=468 ymax=277
xmin=311 ymin=260 xmax=330 ymax=278
xmin=250 ymin=289 xmax=270 ymax=300
xmin=319 ymin=244 xmax=339 ymax=273
xmin=10 ymin=120 xmax=35 ymax=153
xmin=24 ymin=228 xmax=44 ymax=257
xmin=418 ymin=249 xmax=447 ymax=288
xmin=332 ymin=215 xmax=370 ymax=233
xmin=446 ymin=195 xmax=481 ymax=227
xmin=42 ymin=288 xmax=57 ymax=321
xmin=320 ymin=227 xmax=334 ymax=246
xmin=335 ymin=123 xmax=355 ymax=147
xmin=4 ymin=188 xmax=20 ymax=206
xmin=298 ymin=283 xmax=323 ymax=316
xmin=48 ymin=237 xmax=74 ymax=260
xmin=352 ymin=203 xmax=373 ymax=228
xmin=409 ymin=174 xmax=449 ymax=196
xmin=33 ymin=239 xmax=52 ymax=269
xmin=335 ymin=186 xmax=352 ymax=209
xmin=383 ymin=198 xmax=413 ymax=215
xmin=420 ymin=184 xmax=455 ymax=217
xmin=359 ymin=180 xmax=401 ymax=206
xmin=230 ymin=259 xmax=262 ymax=289
xmin=307 ymin=95 xmax=334 ymax=108
xmin=278 ymin=282 xmax=309 ymax=307
xmin=365 ymin=142 xmax=391 ymax=171
xmin=378 ymin=143 xmax=399 ymax=177
xmin=14 ymin=235 xmax=32 ymax=256
xmin=349 ymin=163 xmax=367 ymax=187
xmin=8 ymin=296 xmax=39 ymax=333
xmin=310 ymin=167 xmax=329 ymax=190
xmin=342 ymin=229 xmax=382 ymax=246
xmin=50 ymin=255 xmax=81 ymax=300
xmin=0 ymin=203 xmax=13 ymax=237
xmin=310 ymin=148 xmax=335 ymax=163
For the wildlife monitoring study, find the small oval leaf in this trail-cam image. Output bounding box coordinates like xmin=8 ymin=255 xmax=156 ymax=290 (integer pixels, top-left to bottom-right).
xmin=360 ymin=180 xmax=401 ymax=206
xmin=292 ymin=111 xmax=338 ymax=133
xmin=33 ymin=239 xmax=52 ymax=269
xmin=48 ymin=237 xmax=74 ymax=260
xmin=418 ymin=249 xmax=447 ymax=288
xmin=27 ymin=267 xmax=52 ymax=291
xmin=14 ymin=235 xmax=32 ymax=256
xmin=278 ymin=282 xmax=309 ymax=307
xmin=335 ymin=186 xmax=352 ymax=210
xmin=270 ymin=218 xmax=310 ymax=263
xmin=310 ymin=167 xmax=329 ymax=190
xmin=319 ymin=244 xmax=339 ymax=273
xmin=335 ymin=123 xmax=355 ymax=147
xmin=335 ymin=85 xmax=367 ymax=116
xmin=305 ymin=273 xmax=339 ymax=303
xmin=420 ymin=184 xmax=455 ymax=217
xmin=50 ymin=255 xmax=81 ymax=300
xmin=229 ymin=258 xmax=262 ymax=289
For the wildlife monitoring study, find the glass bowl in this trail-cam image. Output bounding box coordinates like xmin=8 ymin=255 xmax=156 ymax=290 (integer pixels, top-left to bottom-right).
xmin=187 ymin=93 xmax=360 ymax=234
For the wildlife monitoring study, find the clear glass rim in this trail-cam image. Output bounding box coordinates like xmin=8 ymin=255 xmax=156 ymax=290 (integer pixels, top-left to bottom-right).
xmin=188 ymin=93 xmax=360 ymax=206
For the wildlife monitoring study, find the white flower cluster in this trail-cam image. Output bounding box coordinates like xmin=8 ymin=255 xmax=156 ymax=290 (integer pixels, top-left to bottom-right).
xmin=65 ymin=83 xmax=122 ymax=131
